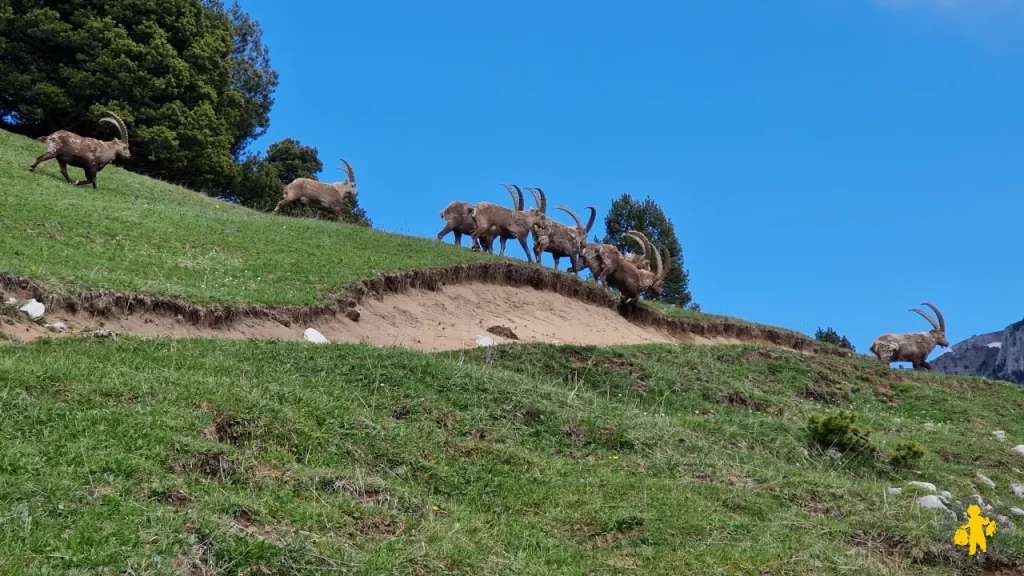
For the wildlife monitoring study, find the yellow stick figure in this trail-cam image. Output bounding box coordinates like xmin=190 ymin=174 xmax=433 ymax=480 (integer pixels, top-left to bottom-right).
xmin=954 ymin=504 xmax=996 ymax=556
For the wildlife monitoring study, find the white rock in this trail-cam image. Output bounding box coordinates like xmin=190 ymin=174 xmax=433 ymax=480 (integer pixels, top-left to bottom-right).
xmin=994 ymin=430 xmax=1008 ymax=442
xmin=978 ymin=473 xmax=996 ymax=488
xmin=1011 ymin=507 xmax=1024 ymax=517
xmin=302 ymin=328 xmax=329 ymax=344
xmin=972 ymin=494 xmax=986 ymax=507
xmin=1014 ymin=445 xmax=1024 ymax=456
xmin=475 ymin=335 xmax=495 ymax=347
xmin=908 ymin=481 xmax=936 ymax=492
xmin=18 ymin=299 xmax=44 ymax=320
xmin=939 ymin=491 xmax=953 ymax=502
xmin=887 ymin=487 xmax=903 ymax=496
xmin=827 ymin=448 xmax=842 ymax=460
xmin=4 ymin=297 xmax=15 ymax=306
xmin=1012 ymin=483 xmax=1024 ymax=498
xmin=45 ymin=322 xmax=67 ymax=332
xmin=917 ymin=495 xmax=948 ymax=511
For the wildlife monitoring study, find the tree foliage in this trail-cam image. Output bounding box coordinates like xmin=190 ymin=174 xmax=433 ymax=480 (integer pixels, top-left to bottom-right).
xmin=235 ymin=138 xmax=372 ymax=227
xmin=814 ymin=327 xmax=855 ymax=351
xmin=0 ymin=0 xmax=278 ymax=194
xmin=601 ymin=193 xmax=691 ymax=307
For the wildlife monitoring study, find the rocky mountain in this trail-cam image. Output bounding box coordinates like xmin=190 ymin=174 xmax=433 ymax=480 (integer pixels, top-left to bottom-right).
xmin=931 ymin=318 xmax=1024 ymax=385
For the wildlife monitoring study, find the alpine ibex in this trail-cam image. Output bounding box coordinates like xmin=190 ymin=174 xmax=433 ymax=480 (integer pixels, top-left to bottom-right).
xmin=870 ymin=302 xmax=949 ymax=371
xmin=470 ymin=186 xmax=548 ymax=263
xmin=533 ymin=204 xmax=597 ymax=274
xmin=274 ymin=159 xmax=358 ymax=219
xmin=600 ymin=231 xmax=669 ymax=305
xmin=436 ymin=184 xmax=522 ymax=252
xmin=28 ymin=110 xmax=131 ymax=189
xmin=579 ymin=233 xmax=649 ymax=285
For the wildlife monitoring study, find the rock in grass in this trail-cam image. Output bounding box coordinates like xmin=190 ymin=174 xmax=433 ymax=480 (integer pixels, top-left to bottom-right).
xmin=994 ymin=430 xmax=1008 ymax=442
xmin=1011 ymin=507 xmax=1024 ymax=517
xmin=917 ymin=495 xmax=949 ymax=511
xmin=18 ymin=299 xmax=44 ymax=320
xmin=1013 ymin=445 xmax=1024 ymax=456
xmin=1011 ymin=483 xmax=1024 ymax=498
xmin=475 ymin=335 xmax=495 ymax=347
xmin=303 ymin=328 xmax=329 ymax=344
xmin=978 ymin=473 xmax=996 ymax=489
xmin=908 ymin=481 xmax=936 ymax=492
xmin=887 ymin=487 xmax=903 ymax=496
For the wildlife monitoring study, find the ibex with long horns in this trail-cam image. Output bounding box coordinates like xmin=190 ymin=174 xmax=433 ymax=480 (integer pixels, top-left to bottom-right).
xmin=437 ymin=184 xmax=523 ymax=252
xmin=533 ymin=203 xmax=597 ymax=274
xmin=869 ymin=302 xmax=949 ymax=371
xmin=469 ymin=185 xmax=548 ymax=263
xmin=274 ymin=159 xmax=358 ymax=219
xmin=579 ymin=233 xmax=650 ymax=285
xmin=599 ymin=231 xmax=669 ymax=306
xmin=28 ymin=110 xmax=131 ymax=189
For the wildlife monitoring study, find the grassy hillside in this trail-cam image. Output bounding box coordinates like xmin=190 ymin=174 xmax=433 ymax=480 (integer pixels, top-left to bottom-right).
xmin=0 ymin=129 xmax=492 ymax=306
xmin=2 ymin=337 xmax=1023 ymax=575
xmin=4 ymin=128 xmax=1022 ymax=575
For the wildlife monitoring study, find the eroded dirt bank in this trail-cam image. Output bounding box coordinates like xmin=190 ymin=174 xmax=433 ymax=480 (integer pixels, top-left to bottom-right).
xmin=0 ymin=263 xmax=846 ymax=355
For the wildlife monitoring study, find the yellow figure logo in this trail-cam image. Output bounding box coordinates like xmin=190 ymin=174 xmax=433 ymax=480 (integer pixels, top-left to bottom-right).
xmin=954 ymin=504 xmax=996 ymax=556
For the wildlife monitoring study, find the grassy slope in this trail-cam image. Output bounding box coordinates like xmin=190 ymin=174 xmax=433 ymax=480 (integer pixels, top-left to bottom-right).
xmin=4 ymin=129 xmax=1022 ymax=574
xmin=2 ymin=338 xmax=1023 ymax=575
xmin=0 ymin=130 xmax=491 ymax=306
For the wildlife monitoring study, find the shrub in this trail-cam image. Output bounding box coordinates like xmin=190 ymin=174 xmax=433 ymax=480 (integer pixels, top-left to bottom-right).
xmin=887 ymin=440 xmax=925 ymax=469
xmin=814 ymin=327 xmax=855 ymax=351
xmin=807 ymin=409 xmax=877 ymax=456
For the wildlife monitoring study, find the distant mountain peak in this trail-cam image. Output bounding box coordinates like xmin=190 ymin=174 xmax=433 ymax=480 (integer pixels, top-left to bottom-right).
xmin=932 ymin=320 xmax=1023 ymax=384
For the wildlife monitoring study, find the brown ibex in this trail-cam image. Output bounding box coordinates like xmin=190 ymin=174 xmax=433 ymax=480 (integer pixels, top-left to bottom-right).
xmin=470 ymin=186 xmax=548 ymax=263
xmin=274 ymin=159 xmax=358 ymax=219
xmin=579 ymin=233 xmax=649 ymax=286
xmin=870 ymin=302 xmax=949 ymax=371
xmin=600 ymin=231 xmax=669 ymax=306
xmin=533 ymin=204 xmax=597 ymax=274
xmin=437 ymin=184 xmax=522 ymax=252
xmin=28 ymin=110 xmax=131 ymax=189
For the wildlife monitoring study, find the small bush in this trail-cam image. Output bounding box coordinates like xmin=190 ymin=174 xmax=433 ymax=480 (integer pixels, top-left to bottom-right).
xmin=887 ymin=440 xmax=925 ymax=468
xmin=807 ymin=409 xmax=877 ymax=456
xmin=815 ymin=327 xmax=856 ymax=351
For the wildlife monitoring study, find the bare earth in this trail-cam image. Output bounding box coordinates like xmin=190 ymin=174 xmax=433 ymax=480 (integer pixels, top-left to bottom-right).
xmin=3 ymin=281 xmax=793 ymax=352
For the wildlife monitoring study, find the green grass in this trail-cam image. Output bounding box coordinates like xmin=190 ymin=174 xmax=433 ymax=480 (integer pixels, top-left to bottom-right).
xmin=0 ymin=129 xmax=494 ymax=306
xmin=2 ymin=337 xmax=1022 ymax=574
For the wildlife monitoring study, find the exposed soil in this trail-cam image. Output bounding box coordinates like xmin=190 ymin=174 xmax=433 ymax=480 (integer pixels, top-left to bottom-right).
xmin=0 ymin=263 xmax=854 ymax=355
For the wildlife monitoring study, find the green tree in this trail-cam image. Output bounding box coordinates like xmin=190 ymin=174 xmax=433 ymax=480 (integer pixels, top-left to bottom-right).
xmin=0 ymin=0 xmax=278 ymax=194
xmin=235 ymin=138 xmax=372 ymax=227
xmin=601 ymin=193 xmax=691 ymax=307
xmin=814 ymin=327 xmax=855 ymax=351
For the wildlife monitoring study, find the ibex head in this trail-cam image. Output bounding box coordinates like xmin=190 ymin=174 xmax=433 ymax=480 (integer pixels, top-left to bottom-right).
xmin=911 ymin=302 xmax=948 ymax=347
xmin=99 ymin=111 xmax=130 ymax=160
xmin=334 ymin=158 xmax=358 ymax=198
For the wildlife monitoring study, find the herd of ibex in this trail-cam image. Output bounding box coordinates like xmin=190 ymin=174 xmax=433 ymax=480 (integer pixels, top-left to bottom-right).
xmin=437 ymin=183 xmax=669 ymax=306
xmin=27 ymin=110 xmax=949 ymax=370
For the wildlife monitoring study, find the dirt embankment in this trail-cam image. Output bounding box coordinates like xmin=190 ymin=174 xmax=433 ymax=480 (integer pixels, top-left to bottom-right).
xmin=0 ymin=263 xmax=848 ymax=356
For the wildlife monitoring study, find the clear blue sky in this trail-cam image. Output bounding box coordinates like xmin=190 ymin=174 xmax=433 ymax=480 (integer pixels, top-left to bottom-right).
xmin=241 ymin=0 xmax=1024 ymax=357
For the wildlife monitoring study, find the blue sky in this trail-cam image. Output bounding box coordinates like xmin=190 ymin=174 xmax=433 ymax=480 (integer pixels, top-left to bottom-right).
xmin=240 ymin=0 xmax=1024 ymax=357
